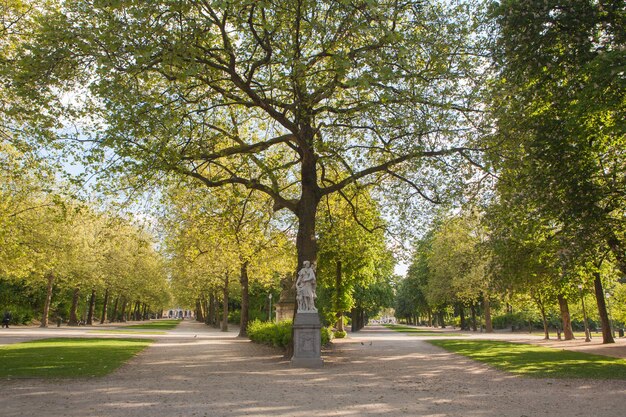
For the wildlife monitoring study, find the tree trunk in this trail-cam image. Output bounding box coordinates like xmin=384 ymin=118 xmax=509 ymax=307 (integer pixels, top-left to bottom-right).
xmin=40 ymin=272 xmax=55 ymax=327
xmin=195 ymin=299 xmax=204 ymax=323
xmin=427 ymin=309 xmax=433 ymax=327
xmin=119 ymin=298 xmax=128 ymax=322
xmin=87 ymin=289 xmax=96 ymax=325
xmin=535 ymin=296 xmax=549 ymax=340
xmin=132 ymin=301 xmax=140 ymax=321
xmin=111 ymin=295 xmax=119 ymax=323
xmin=470 ymin=303 xmax=477 ymax=331
xmin=209 ymin=292 xmax=218 ymax=328
xmin=483 ymin=294 xmax=493 ymax=333
xmin=221 ymin=274 xmax=229 ymax=332
xmin=593 ymin=272 xmax=615 ymax=344
xmin=458 ymin=303 xmax=467 ymax=330
xmin=439 ymin=309 xmax=446 ymax=328
xmin=335 ymin=260 xmax=344 ymax=331
xmin=557 ymin=293 xmax=574 ymax=340
xmin=100 ymin=288 xmax=109 ymax=324
xmin=68 ymin=287 xmax=80 ymax=326
xmin=238 ymin=261 xmax=250 ymax=337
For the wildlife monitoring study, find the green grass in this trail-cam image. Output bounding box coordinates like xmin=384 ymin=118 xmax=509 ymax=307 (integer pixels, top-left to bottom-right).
xmin=384 ymin=324 xmax=465 ymax=337
xmin=0 ymin=338 xmax=153 ymax=378
xmin=428 ymin=339 xmax=626 ymax=379
xmin=89 ymin=330 xmax=166 ymax=335
xmin=121 ymin=319 xmax=181 ymax=330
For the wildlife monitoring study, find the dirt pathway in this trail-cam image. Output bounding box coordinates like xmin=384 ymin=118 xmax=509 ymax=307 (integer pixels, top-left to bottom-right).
xmin=1 ymin=322 xmax=625 ymax=417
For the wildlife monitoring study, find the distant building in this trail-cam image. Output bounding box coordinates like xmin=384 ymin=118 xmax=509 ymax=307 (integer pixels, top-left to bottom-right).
xmin=162 ymin=308 xmax=194 ymax=319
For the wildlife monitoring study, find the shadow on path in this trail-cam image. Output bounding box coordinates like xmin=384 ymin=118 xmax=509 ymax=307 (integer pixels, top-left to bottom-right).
xmin=2 ymin=322 xmax=625 ymax=417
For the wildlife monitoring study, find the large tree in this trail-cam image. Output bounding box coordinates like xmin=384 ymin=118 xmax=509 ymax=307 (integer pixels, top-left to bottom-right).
xmin=19 ymin=0 xmax=485 ymax=287
xmin=487 ymin=0 xmax=626 ymax=343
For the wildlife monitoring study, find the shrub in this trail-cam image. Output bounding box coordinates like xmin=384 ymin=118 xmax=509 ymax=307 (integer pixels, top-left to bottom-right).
xmin=247 ymin=319 xmax=293 ymax=348
xmin=247 ymin=320 xmax=334 ymax=348
xmin=4 ymin=305 xmax=35 ymax=325
xmin=334 ymin=330 xmax=347 ymax=339
xmin=321 ymin=326 xmax=333 ymax=345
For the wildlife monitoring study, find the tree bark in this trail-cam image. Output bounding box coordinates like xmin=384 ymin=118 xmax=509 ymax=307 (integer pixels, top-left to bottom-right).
xmin=557 ymin=293 xmax=574 ymax=340
xmin=537 ymin=297 xmax=549 ymax=340
xmin=593 ymin=272 xmax=615 ymax=344
xmin=111 ymin=295 xmax=119 ymax=323
xmin=195 ymin=299 xmax=204 ymax=322
xmin=483 ymin=294 xmax=493 ymax=333
xmin=40 ymin=272 xmax=55 ymax=327
xmin=335 ymin=260 xmax=344 ymax=332
xmin=133 ymin=300 xmax=141 ymax=321
xmin=238 ymin=261 xmax=250 ymax=337
xmin=221 ymin=274 xmax=229 ymax=332
xmin=68 ymin=287 xmax=80 ymax=326
xmin=119 ymin=298 xmax=128 ymax=322
xmin=209 ymin=292 xmax=218 ymax=328
xmin=458 ymin=303 xmax=467 ymax=330
xmin=470 ymin=303 xmax=477 ymax=331
xmin=87 ymin=289 xmax=96 ymax=325
xmin=100 ymin=288 xmax=109 ymax=324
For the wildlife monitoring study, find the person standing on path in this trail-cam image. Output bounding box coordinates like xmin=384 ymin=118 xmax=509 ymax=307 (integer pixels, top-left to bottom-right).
xmin=2 ymin=310 xmax=11 ymax=328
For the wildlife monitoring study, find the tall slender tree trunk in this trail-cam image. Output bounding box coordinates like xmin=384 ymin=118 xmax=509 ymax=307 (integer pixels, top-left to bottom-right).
xmin=439 ymin=309 xmax=446 ymax=328
xmin=221 ymin=274 xmax=229 ymax=332
xmin=87 ymin=289 xmax=96 ymax=325
xmin=335 ymin=260 xmax=344 ymax=332
xmin=458 ymin=303 xmax=467 ymax=330
xmin=195 ymin=299 xmax=204 ymax=322
xmin=238 ymin=261 xmax=250 ymax=337
xmin=40 ymin=272 xmax=55 ymax=327
xmin=557 ymin=293 xmax=574 ymax=340
xmin=68 ymin=287 xmax=80 ymax=326
xmin=483 ymin=294 xmax=493 ymax=333
xmin=111 ymin=296 xmax=119 ymax=322
xmin=593 ymin=272 xmax=615 ymax=344
xmin=470 ymin=303 xmax=477 ymax=331
xmin=119 ymin=298 xmax=127 ymax=322
xmin=209 ymin=292 xmax=218 ymax=328
xmin=535 ymin=296 xmax=549 ymax=340
xmin=100 ymin=288 xmax=109 ymax=324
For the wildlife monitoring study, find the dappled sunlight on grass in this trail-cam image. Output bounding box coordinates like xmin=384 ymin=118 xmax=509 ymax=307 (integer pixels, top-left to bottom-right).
xmin=429 ymin=340 xmax=626 ymax=379
xmin=384 ymin=324 xmax=465 ymax=337
xmin=0 ymin=338 xmax=153 ymax=378
xmin=89 ymin=330 xmax=166 ymax=335
xmin=122 ymin=319 xmax=181 ymax=330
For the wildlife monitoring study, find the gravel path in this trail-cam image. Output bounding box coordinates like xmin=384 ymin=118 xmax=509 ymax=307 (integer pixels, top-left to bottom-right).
xmin=1 ymin=321 xmax=625 ymax=417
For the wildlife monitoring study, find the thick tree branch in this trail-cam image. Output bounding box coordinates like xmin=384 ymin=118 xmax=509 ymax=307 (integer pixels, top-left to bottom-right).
xmin=320 ymin=147 xmax=472 ymax=196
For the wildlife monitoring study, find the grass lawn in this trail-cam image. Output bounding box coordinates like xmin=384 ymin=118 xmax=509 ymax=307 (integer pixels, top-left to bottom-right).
xmin=428 ymin=339 xmax=626 ymax=379
xmin=121 ymin=319 xmax=181 ymax=330
xmin=0 ymin=338 xmax=153 ymax=378
xmin=385 ymin=324 xmax=465 ymax=337
xmin=89 ymin=330 xmax=166 ymax=335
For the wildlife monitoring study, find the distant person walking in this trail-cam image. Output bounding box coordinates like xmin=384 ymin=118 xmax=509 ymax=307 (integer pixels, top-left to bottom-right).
xmin=2 ymin=310 xmax=11 ymax=328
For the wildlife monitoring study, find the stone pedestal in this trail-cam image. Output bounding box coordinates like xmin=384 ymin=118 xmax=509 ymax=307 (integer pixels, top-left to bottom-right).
xmin=291 ymin=312 xmax=324 ymax=368
xmin=275 ymin=300 xmax=295 ymax=323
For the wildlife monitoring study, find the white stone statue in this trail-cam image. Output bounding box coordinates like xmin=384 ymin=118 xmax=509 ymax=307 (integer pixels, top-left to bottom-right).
xmin=296 ymin=261 xmax=317 ymax=312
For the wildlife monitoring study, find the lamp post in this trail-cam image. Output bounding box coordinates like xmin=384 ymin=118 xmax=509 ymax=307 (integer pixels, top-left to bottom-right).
xmin=577 ymin=284 xmax=590 ymax=342
xmin=268 ymin=293 xmax=273 ymax=323
xmin=605 ymin=292 xmax=615 ymax=338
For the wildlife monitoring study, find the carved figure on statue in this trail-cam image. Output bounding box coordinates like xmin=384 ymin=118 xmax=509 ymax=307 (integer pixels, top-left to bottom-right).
xmin=296 ymin=261 xmax=317 ymax=312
